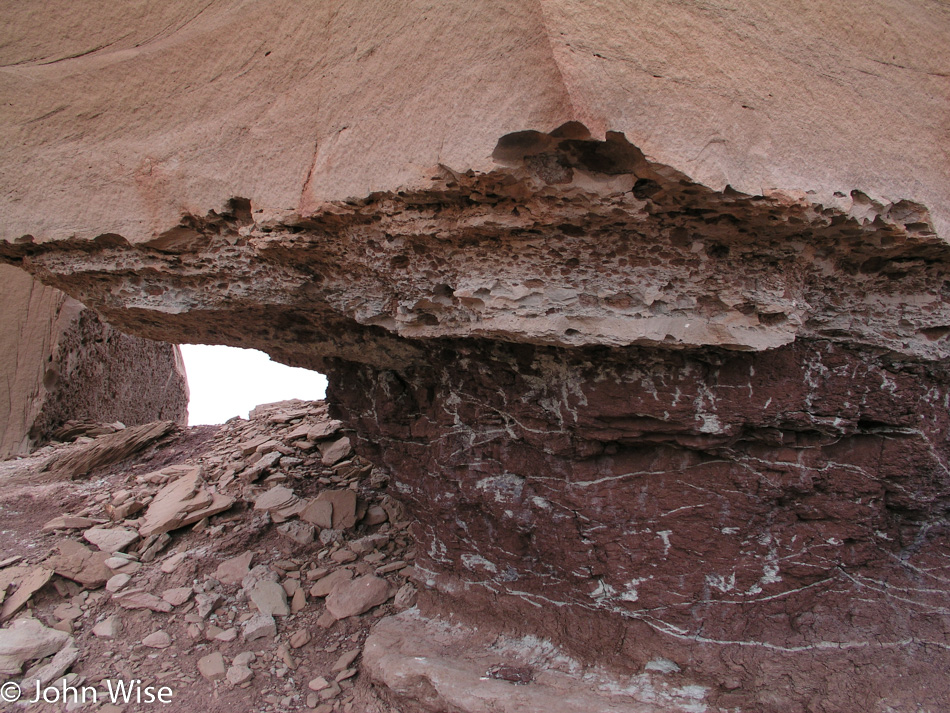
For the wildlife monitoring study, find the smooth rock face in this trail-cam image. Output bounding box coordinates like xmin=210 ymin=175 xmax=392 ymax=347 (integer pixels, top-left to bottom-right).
xmin=0 ymin=263 xmax=188 ymax=458
xmin=1 ymin=4 xmax=949 ymax=712
xmin=0 ymin=1 xmax=946 ymax=242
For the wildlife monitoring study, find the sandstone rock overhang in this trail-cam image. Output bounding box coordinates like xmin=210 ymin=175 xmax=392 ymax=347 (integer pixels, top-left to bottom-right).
xmin=1 ymin=127 xmax=947 ymax=367
xmin=2 ymin=2 xmax=950 ymax=711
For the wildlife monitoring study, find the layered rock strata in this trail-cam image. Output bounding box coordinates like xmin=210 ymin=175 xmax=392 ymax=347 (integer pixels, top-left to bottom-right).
xmin=0 ymin=264 xmax=188 ymax=458
xmin=2 ymin=127 xmax=949 ymax=710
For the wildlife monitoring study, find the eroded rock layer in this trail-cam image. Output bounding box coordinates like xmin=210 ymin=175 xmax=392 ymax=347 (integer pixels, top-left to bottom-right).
xmin=0 ymin=264 xmax=189 ymax=458
xmin=3 ymin=130 xmax=950 ymax=710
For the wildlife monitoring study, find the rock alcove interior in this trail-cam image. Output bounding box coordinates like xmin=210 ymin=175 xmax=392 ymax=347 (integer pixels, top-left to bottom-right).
xmin=3 ymin=125 xmax=950 ymax=712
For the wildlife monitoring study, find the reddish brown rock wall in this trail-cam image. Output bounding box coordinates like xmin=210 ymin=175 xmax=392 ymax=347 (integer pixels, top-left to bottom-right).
xmin=329 ymin=338 xmax=950 ymax=711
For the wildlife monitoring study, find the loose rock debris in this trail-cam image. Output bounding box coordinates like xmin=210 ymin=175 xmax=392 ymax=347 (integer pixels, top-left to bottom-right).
xmin=0 ymin=399 xmax=412 ymax=712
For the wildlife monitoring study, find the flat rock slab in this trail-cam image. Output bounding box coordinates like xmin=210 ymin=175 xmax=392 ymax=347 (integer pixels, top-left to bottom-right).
xmin=320 ymin=436 xmax=352 ymax=466
xmin=315 ymin=490 xmax=357 ymax=530
xmin=254 ymin=486 xmax=298 ymax=512
xmin=41 ymin=421 xmax=176 ymax=479
xmin=0 ymin=618 xmax=71 ymax=675
xmin=309 ymin=567 xmax=354 ymax=598
xmin=300 ymin=499 xmax=333 ymax=529
xmin=138 ymin=467 xmax=234 ymax=537
xmin=0 ymin=565 xmax=53 ymax=622
xmin=243 ymin=614 xmax=277 ymax=641
xmin=249 ymin=580 xmax=290 ymax=617
xmin=83 ymin=526 xmax=140 ymax=553
xmin=42 ymin=515 xmax=105 ymax=532
xmin=325 ymin=574 xmax=392 ymax=620
xmin=198 ymin=651 xmax=226 ymax=680
xmin=113 ymin=588 xmax=173 ymax=613
xmin=45 ymin=539 xmax=112 ymax=588
xmin=214 ymin=551 xmax=254 ymax=585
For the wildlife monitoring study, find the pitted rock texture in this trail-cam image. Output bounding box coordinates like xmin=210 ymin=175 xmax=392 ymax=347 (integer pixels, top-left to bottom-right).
xmin=2 ymin=128 xmax=950 ymax=710
xmin=0 ymin=264 xmax=188 ymax=458
xmin=1 ymin=3 xmax=949 ymax=710
xmin=2 ymin=130 xmax=947 ymax=366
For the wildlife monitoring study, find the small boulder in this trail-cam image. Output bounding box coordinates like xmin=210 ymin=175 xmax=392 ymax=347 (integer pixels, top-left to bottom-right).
xmin=197 ymin=651 xmax=226 ymax=681
xmin=325 ymin=575 xmax=392 ymax=620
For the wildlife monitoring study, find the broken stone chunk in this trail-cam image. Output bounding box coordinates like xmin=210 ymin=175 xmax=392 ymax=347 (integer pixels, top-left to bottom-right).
xmin=299 ymin=499 xmax=334 ymax=529
xmin=142 ymin=630 xmax=172 ymax=648
xmin=331 ymin=648 xmax=360 ymax=672
xmin=42 ymin=515 xmax=104 ymax=532
xmin=197 ymin=651 xmax=226 ymax=681
xmin=0 ymin=566 xmax=53 ymax=622
xmin=105 ymin=573 xmax=131 ymax=592
xmin=325 ymin=575 xmax=392 ymax=620
xmin=137 ymin=467 xmax=234 ymax=537
xmin=0 ymin=618 xmax=71 ymax=675
xmin=84 ymin=526 xmax=139 ymax=553
xmin=20 ymin=642 xmax=79 ymax=691
xmin=92 ymin=615 xmax=120 ymax=639
xmin=227 ymin=664 xmax=254 ymax=685
xmin=320 ymin=436 xmax=352 ymax=466
xmin=253 ymin=486 xmax=298 ymax=512
xmin=242 ymin=613 xmax=277 ymax=641
xmin=161 ymin=586 xmax=193 ymax=607
xmin=249 ymin=580 xmax=290 ymax=617
xmin=278 ymin=520 xmax=315 ymax=545
xmin=46 ymin=540 xmax=112 ymax=588
xmin=309 ymin=567 xmax=354 ymax=598
xmin=362 ymin=505 xmax=388 ymax=526
xmin=315 ymin=489 xmax=357 ymax=530
xmin=214 ymin=551 xmax=254 ymax=585
xmin=112 ymin=588 xmax=173 ymax=613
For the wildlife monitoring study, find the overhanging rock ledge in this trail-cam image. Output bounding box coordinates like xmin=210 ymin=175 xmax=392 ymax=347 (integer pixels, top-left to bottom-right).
xmin=2 ymin=2 xmax=949 ymax=709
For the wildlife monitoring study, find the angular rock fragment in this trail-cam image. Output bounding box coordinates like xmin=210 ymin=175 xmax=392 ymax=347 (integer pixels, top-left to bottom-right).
xmin=325 ymin=575 xmax=392 ymax=620
xmin=299 ymin=499 xmax=333 ymax=529
xmin=83 ymin=526 xmax=139 ymax=553
xmin=320 ymin=436 xmax=352 ymax=466
xmin=315 ymin=490 xmax=357 ymax=530
xmin=92 ymin=615 xmax=120 ymax=639
xmin=198 ymin=651 xmax=226 ymax=681
xmin=161 ymin=587 xmax=193 ymax=607
xmin=137 ymin=467 xmax=233 ymax=537
xmin=46 ymin=540 xmax=111 ymax=588
xmin=253 ymin=486 xmax=298 ymax=513
xmin=21 ymin=642 xmax=80 ymax=692
xmin=242 ymin=614 xmax=277 ymax=641
xmin=227 ymin=664 xmax=254 ymax=685
xmin=0 ymin=566 xmax=53 ymax=621
xmin=112 ymin=588 xmax=173 ymax=613
xmin=309 ymin=567 xmax=354 ymax=598
xmin=42 ymin=515 xmax=105 ymax=532
xmin=105 ymin=573 xmax=131 ymax=592
xmin=278 ymin=520 xmax=314 ymax=545
xmin=142 ymin=630 xmax=172 ymax=648
xmin=214 ymin=551 xmax=254 ymax=585
xmin=0 ymin=618 xmax=70 ymax=674
xmin=249 ymin=580 xmax=290 ymax=617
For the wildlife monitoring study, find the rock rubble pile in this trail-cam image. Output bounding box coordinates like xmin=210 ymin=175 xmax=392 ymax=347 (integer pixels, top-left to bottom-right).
xmin=0 ymin=400 xmax=415 ymax=713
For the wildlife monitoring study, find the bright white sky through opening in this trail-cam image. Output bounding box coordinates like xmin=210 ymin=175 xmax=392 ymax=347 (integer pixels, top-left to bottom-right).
xmin=179 ymin=344 xmax=328 ymax=426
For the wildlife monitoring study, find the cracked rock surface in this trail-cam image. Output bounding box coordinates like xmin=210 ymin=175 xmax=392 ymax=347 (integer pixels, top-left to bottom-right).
xmin=2 ymin=3 xmax=950 ymax=711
